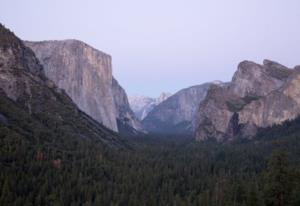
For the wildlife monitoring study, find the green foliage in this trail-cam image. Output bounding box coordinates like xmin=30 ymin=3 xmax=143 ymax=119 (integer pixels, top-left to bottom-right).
xmin=263 ymin=150 xmax=292 ymax=206
xmin=242 ymin=94 xmax=260 ymax=104
xmin=226 ymin=99 xmax=247 ymax=112
xmin=226 ymin=95 xmax=260 ymax=112
xmin=0 ymin=91 xmax=300 ymax=205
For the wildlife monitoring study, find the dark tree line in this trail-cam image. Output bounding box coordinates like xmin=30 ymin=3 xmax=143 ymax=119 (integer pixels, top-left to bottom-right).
xmin=1 ymin=92 xmax=300 ymax=205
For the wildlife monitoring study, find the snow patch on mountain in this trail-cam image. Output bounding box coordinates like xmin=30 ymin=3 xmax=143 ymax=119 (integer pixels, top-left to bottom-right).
xmin=129 ymin=92 xmax=172 ymax=120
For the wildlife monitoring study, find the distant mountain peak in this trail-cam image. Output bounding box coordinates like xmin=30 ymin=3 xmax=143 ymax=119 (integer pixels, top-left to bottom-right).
xmin=0 ymin=23 xmax=124 ymax=147
xmin=129 ymin=92 xmax=172 ymax=120
xmin=211 ymin=80 xmax=225 ymax=86
xmin=156 ymin=92 xmax=172 ymax=104
xmin=195 ymin=60 xmax=300 ymax=141
xmin=25 ymin=39 xmax=143 ymax=135
xmin=142 ymin=82 xmax=216 ymax=135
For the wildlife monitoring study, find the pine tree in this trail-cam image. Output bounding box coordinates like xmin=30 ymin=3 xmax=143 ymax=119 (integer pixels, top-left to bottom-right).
xmin=0 ymin=178 xmax=13 ymax=205
xmin=263 ymin=150 xmax=291 ymax=206
xmin=247 ymin=182 xmax=262 ymax=206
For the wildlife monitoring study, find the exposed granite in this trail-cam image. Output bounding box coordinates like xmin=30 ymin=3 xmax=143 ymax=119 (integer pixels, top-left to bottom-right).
xmin=143 ymin=82 xmax=224 ymax=135
xmin=195 ymin=60 xmax=298 ymax=141
xmin=25 ymin=40 xmax=142 ymax=133
xmin=129 ymin=92 xmax=172 ymax=120
xmin=112 ymin=77 xmax=144 ymax=134
xmin=0 ymin=23 xmax=123 ymax=147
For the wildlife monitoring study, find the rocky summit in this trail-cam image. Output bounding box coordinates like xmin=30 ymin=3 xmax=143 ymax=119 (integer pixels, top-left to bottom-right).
xmin=142 ymin=82 xmax=224 ymax=135
xmin=0 ymin=24 xmax=123 ymax=147
xmin=25 ymin=40 xmax=142 ymax=134
xmin=112 ymin=78 xmax=144 ymax=134
xmin=194 ymin=59 xmax=300 ymax=141
xmin=129 ymin=92 xmax=172 ymax=120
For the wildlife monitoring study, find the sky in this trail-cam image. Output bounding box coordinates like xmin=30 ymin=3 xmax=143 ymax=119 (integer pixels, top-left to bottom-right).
xmin=1 ymin=0 xmax=300 ymax=97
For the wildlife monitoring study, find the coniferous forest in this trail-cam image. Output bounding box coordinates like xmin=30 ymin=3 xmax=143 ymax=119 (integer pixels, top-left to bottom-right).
xmin=0 ymin=92 xmax=300 ymax=206
xmin=2 ymin=1 xmax=300 ymax=205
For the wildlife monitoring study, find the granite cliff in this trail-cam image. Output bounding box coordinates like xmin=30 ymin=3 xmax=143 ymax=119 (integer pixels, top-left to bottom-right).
xmin=129 ymin=92 xmax=172 ymax=120
xmin=112 ymin=78 xmax=144 ymax=134
xmin=25 ymin=40 xmax=142 ymax=134
xmin=142 ymin=82 xmax=224 ymax=135
xmin=0 ymin=23 xmax=123 ymax=147
xmin=195 ymin=60 xmax=300 ymax=141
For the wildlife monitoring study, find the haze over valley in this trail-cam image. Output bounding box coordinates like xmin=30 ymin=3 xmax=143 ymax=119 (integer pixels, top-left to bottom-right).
xmin=1 ymin=1 xmax=300 ymax=205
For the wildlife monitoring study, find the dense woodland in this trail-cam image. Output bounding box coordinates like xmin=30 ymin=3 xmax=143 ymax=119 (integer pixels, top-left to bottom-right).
xmin=1 ymin=90 xmax=300 ymax=206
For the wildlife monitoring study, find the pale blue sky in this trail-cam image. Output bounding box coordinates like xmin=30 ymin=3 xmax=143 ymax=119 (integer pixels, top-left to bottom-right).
xmin=1 ymin=0 xmax=300 ymax=97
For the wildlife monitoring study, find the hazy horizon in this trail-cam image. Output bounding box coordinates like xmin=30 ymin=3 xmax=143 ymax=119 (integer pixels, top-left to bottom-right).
xmin=1 ymin=0 xmax=300 ymax=97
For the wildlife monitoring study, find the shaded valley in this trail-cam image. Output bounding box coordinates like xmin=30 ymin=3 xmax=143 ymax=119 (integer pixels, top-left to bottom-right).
xmin=0 ymin=23 xmax=300 ymax=206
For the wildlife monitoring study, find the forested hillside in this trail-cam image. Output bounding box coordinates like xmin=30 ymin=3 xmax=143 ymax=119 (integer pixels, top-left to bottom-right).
xmin=0 ymin=22 xmax=299 ymax=206
xmin=1 ymin=94 xmax=300 ymax=206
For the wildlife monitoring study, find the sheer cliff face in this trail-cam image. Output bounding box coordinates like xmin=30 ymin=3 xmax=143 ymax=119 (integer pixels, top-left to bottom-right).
xmin=0 ymin=29 xmax=44 ymax=103
xmin=129 ymin=96 xmax=156 ymax=120
xmin=25 ymin=40 xmax=117 ymax=131
xmin=112 ymin=78 xmax=144 ymax=134
xmin=129 ymin=92 xmax=172 ymax=120
xmin=25 ymin=40 xmax=141 ymax=133
xmin=195 ymin=60 xmax=298 ymax=141
xmin=229 ymin=60 xmax=291 ymax=97
xmin=142 ymin=83 xmax=221 ymax=135
xmin=0 ymin=24 xmax=123 ymax=147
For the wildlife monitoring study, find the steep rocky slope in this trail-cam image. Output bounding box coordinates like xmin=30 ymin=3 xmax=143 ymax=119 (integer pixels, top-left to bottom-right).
xmin=0 ymin=23 xmax=123 ymax=147
xmin=129 ymin=92 xmax=171 ymax=120
xmin=195 ymin=60 xmax=299 ymax=141
xmin=112 ymin=78 xmax=144 ymax=134
xmin=25 ymin=40 xmax=142 ymax=134
xmin=142 ymin=82 xmax=224 ymax=135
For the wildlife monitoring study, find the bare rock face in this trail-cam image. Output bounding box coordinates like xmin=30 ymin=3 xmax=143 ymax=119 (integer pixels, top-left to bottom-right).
xmin=129 ymin=92 xmax=172 ymax=120
xmin=238 ymin=67 xmax=300 ymax=128
xmin=25 ymin=40 xmax=142 ymax=133
xmin=229 ymin=60 xmax=291 ymax=97
xmin=129 ymin=95 xmax=157 ymax=120
xmin=0 ymin=23 xmax=123 ymax=147
xmin=195 ymin=60 xmax=299 ymax=141
xmin=112 ymin=78 xmax=144 ymax=134
xmin=25 ymin=40 xmax=117 ymax=131
xmin=143 ymin=82 xmax=223 ymax=135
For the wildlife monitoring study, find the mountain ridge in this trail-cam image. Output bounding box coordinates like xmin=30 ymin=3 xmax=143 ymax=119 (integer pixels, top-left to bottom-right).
xmin=0 ymin=23 xmax=124 ymax=147
xmin=25 ymin=39 xmax=143 ymax=134
xmin=142 ymin=82 xmax=225 ymax=135
xmin=129 ymin=92 xmax=172 ymax=120
xmin=195 ymin=59 xmax=300 ymax=141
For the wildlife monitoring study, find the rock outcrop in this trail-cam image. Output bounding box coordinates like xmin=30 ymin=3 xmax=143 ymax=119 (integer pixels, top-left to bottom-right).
xmin=25 ymin=40 xmax=142 ymax=134
xmin=0 ymin=23 xmax=123 ymax=147
xmin=129 ymin=92 xmax=172 ymax=120
xmin=142 ymin=82 xmax=223 ymax=135
xmin=195 ymin=60 xmax=299 ymax=141
xmin=112 ymin=78 xmax=144 ymax=134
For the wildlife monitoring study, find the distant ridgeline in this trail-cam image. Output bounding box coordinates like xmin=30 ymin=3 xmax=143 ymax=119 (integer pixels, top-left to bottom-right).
xmin=0 ymin=23 xmax=300 ymax=206
xmin=195 ymin=60 xmax=300 ymax=141
xmin=139 ymin=57 xmax=300 ymax=140
xmin=25 ymin=39 xmax=143 ymax=135
xmin=4 ymin=19 xmax=300 ymax=140
xmin=139 ymin=58 xmax=300 ymax=141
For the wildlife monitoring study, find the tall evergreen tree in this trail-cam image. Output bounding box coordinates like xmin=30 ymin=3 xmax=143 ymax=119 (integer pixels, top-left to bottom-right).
xmin=263 ymin=149 xmax=291 ymax=206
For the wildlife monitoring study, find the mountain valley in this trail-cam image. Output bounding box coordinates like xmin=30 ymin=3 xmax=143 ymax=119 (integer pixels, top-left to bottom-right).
xmin=0 ymin=22 xmax=300 ymax=206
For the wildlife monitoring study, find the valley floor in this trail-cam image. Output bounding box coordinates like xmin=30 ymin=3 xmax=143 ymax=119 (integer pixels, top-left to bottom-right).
xmin=1 ymin=117 xmax=300 ymax=206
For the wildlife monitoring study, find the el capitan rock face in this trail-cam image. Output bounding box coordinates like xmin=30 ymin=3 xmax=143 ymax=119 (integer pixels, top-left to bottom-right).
xmin=195 ymin=60 xmax=300 ymax=141
xmin=25 ymin=40 xmax=142 ymax=134
xmin=21 ymin=34 xmax=300 ymax=140
xmin=142 ymin=82 xmax=223 ymax=135
xmin=0 ymin=24 xmax=123 ymax=147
